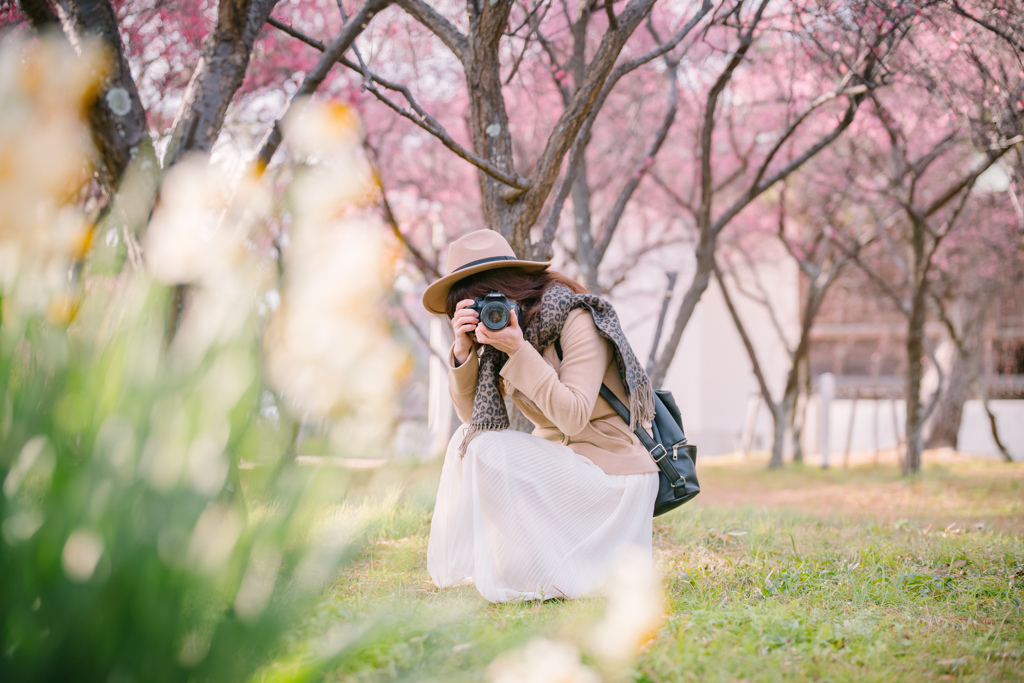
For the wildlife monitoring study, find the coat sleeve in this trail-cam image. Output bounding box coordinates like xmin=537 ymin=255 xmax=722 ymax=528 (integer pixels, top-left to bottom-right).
xmin=499 ymin=310 xmax=609 ymax=437
xmin=448 ymin=344 xmax=478 ymax=423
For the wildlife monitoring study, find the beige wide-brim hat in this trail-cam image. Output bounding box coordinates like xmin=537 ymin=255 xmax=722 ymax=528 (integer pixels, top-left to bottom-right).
xmin=421 ymin=229 xmax=550 ymax=315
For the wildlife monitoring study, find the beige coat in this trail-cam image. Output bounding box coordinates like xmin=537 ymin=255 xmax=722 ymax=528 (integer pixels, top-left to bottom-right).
xmin=448 ymin=309 xmax=658 ymax=476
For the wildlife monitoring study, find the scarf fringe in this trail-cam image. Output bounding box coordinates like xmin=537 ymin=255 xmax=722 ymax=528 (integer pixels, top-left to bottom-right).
xmin=630 ymin=377 xmax=655 ymax=430
xmin=457 ymin=422 xmax=504 ymax=458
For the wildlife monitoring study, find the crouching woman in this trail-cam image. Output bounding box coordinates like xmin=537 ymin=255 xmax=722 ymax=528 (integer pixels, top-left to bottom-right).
xmin=422 ymin=229 xmax=659 ymax=603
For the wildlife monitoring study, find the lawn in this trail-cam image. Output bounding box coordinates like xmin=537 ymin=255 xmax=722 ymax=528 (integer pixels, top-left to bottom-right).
xmin=255 ymin=454 xmax=1024 ymax=682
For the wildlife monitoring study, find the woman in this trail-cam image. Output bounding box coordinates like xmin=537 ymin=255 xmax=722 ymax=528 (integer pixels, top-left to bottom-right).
xmin=422 ymin=229 xmax=659 ymax=603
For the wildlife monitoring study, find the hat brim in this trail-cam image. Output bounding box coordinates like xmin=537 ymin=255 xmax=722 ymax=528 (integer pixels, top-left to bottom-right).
xmin=422 ymin=259 xmax=551 ymax=315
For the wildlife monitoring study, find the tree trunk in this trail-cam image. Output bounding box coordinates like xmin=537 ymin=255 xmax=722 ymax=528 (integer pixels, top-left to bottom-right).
xmin=52 ymin=0 xmax=149 ymax=197
xmin=768 ymin=392 xmax=797 ymax=469
xmin=924 ymin=294 xmax=987 ymax=450
xmin=791 ymin=355 xmax=809 ymax=463
xmin=465 ymin=0 xmax=518 ymax=240
xmin=923 ymin=338 xmax=970 ymax=449
xmin=573 ymin=163 xmax=599 ymax=292
xmin=165 ymin=0 xmax=280 ymax=166
xmin=903 ymin=221 xmax=928 ymax=475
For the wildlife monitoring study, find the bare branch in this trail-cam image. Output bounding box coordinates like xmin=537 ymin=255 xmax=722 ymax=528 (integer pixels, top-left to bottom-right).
xmin=748 ymin=83 xmax=869 ymax=192
xmin=362 ymin=141 xmax=442 ymax=281
xmin=949 ymin=0 xmax=1024 ymax=54
xmin=831 ymin=234 xmax=910 ymax=315
xmin=616 ymin=0 xmax=713 ymax=76
xmin=711 ymin=94 xmax=866 ymax=238
xmin=534 ymin=0 xmax=711 ymax=258
xmin=594 ymin=58 xmax=678 ymax=264
xmin=699 ymin=1 xmax=772 ymax=233
xmin=394 ymin=294 xmax=446 ymax=361
xmin=713 ymin=258 xmax=778 ymax=413
xmin=923 ymin=144 xmax=1014 ymax=217
xmin=604 ymin=0 xmax=618 ymax=30
xmin=646 ymin=270 xmax=677 ymax=373
xmin=394 ymin=0 xmax=468 ymax=63
xmin=724 ymin=244 xmax=795 ymax=354
xmin=512 ymin=0 xmax=662 ymax=236
xmin=257 ymin=0 xmax=392 ymax=169
xmin=264 ymin=16 xmax=531 ymax=190
xmin=909 ymin=130 xmax=958 ymax=178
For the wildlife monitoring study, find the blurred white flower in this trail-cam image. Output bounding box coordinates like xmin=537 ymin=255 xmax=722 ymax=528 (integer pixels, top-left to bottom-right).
xmin=187 ymin=504 xmax=243 ymax=575
xmin=144 ymin=155 xmax=249 ymax=286
xmin=3 ymin=436 xmax=55 ymax=497
xmin=264 ymin=101 xmax=405 ymax=428
xmin=234 ymin=544 xmax=282 ymax=621
xmin=488 ymin=638 xmax=600 ymax=683
xmin=284 ymin=98 xmax=363 ymax=158
xmin=94 ymin=417 xmax=141 ymax=478
xmin=0 ymin=37 xmax=103 ymax=320
xmin=62 ymin=529 xmax=105 ymax=582
xmin=588 ymin=547 xmax=665 ymax=668
xmin=139 ymin=403 xmax=190 ymax=492
xmin=2 ymin=509 xmax=45 ymax=544
xmin=186 ymin=432 xmax=229 ymax=498
xmin=292 ymin=507 xmax=360 ymax=590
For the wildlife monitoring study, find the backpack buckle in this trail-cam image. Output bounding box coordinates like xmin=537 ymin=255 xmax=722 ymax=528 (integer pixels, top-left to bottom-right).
xmin=650 ymin=444 xmax=668 ymax=461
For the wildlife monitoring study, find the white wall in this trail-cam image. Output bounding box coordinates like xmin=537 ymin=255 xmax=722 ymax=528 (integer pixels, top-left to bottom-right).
xmin=801 ymin=398 xmax=1023 ymax=462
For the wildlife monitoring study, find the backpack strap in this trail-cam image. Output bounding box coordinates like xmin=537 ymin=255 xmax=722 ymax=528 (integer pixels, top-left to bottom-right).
xmin=554 ymin=337 xmax=684 ymax=484
xmin=552 ymin=339 xmax=669 ymax=463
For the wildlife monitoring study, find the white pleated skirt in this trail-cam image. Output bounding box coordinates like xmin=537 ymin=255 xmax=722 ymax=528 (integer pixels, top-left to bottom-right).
xmin=427 ymin=425 xmax=659 ymax=603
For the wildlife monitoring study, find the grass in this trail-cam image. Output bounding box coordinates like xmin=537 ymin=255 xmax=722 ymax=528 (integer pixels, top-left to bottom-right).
xmin=249 ymin=455 xmax=1024 ymax=682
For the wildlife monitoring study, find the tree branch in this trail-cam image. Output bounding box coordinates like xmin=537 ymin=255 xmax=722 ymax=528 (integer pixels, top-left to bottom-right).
xmin=533 ymin=0 xmax=712 ymax=259
xmin=646 ymin=270 xmax=677 ymax=373
xmin=949 ymin=0 xmax=1024 ymax=54
xmin=256 ymin=0 xmax=392 ymax=169
xmin=394 ymin=0 xmax=468 ymax=63
xmin=265 ymin=17 xmax=531 ymax=190
xmin=511 ymin=0 xmax=660 ymax=236
xmin=699 ymin=1 xmax=770 ymax=233
xmin=713 ymin=258 xmax=778 ymax=413
xmin=594 ymin=57 xmax=678 ymax=264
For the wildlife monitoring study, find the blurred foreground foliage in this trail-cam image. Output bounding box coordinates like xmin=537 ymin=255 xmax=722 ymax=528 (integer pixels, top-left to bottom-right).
xmin=0 ymin=35 xmax=654 ymax=683
xmin=0 ymin=36 xmax=404 ymax=682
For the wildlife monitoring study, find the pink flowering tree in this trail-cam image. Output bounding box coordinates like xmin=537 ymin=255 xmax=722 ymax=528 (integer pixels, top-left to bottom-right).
xmin=825 ymin=0 xmax=1023 ymax=473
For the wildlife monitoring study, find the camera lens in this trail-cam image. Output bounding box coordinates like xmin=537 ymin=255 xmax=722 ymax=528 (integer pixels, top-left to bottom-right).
xmin=480 ymin=302 xmax=509 ymax=330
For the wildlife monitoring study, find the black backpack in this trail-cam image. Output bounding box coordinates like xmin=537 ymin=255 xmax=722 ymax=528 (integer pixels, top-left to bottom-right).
xmin=555 ymin=340 xmax=699 ymax=516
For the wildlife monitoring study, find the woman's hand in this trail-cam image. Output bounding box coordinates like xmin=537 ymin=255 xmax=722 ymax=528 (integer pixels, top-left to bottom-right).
xmin=451 ymin=299 xmax=479 ymax=366
xmin=475 ymin=307 xmax=524 ymax=356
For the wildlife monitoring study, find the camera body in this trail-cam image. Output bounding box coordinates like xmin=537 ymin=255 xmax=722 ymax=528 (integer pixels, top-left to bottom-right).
xmin=469 ymin=292 xmax=521 ymax=331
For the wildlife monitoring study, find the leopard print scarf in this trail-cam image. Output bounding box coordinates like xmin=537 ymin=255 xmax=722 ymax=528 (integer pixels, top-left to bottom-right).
xmin=458 ymin=284 xmax=655 ymax=457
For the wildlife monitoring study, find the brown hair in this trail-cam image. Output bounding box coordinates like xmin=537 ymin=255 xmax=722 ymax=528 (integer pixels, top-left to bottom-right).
xmin=444 ymin=267 xmax=587 ymax=331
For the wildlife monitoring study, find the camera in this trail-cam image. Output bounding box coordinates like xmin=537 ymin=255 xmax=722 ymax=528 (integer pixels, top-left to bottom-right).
xmin=469 ymin=292 xmax=521 ymax=331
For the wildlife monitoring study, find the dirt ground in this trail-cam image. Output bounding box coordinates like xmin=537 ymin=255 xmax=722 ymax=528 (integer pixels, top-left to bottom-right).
xmin=692 ymin=448 xmax=1024 ymax=534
